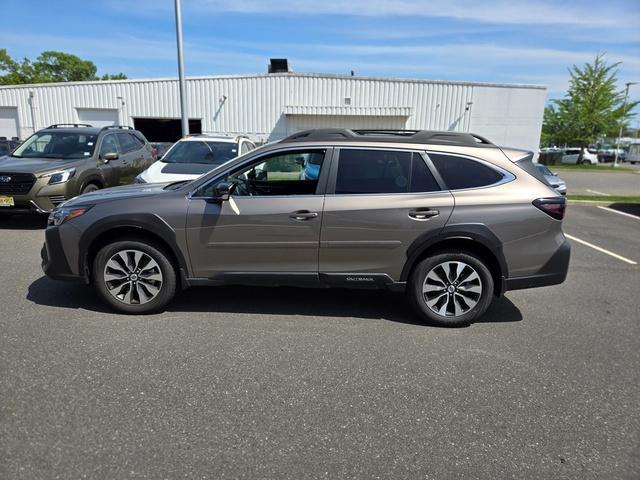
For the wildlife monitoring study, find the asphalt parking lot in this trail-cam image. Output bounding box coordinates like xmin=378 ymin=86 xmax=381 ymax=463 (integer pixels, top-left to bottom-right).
xmin=557 ymin=168 xmax=639 ymax=196
xmin=1 ymin=201 xmax=639 ymax=479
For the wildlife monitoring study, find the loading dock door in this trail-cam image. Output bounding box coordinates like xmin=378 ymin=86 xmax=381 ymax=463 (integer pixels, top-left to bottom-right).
xmin=76 ymin=108 xmax=119 ymax=128
xmin=0 ymin=107 xmax=20 ymax=139
xmin=133 ymin=118 xmax=202 ymax=142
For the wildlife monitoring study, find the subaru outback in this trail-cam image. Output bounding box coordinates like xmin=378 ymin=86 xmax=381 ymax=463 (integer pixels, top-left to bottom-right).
xmin=41 ymin=129 xmax=570 ymax=326
xmin=0 ymin=124 xmax=155 ymax=214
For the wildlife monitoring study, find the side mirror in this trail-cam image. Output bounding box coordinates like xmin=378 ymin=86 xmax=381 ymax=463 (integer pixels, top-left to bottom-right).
xmin=102 ymin=152 xmax=119 ymax=163
xmin=212 ymin=181 xmax=234 ymax=202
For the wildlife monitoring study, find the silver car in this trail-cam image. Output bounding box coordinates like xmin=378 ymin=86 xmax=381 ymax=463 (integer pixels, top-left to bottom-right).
xmin=535 ymin=164 xmax=567 ymax=195
xmin=41 ymin=129 xmax=570 ymax=326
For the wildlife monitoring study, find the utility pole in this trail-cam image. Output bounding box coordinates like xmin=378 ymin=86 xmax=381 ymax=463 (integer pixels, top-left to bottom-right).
xmin=174 ymin=0 xmax=189 ymax=137
xmin=614 ymin=81 xmax=637 ymax=167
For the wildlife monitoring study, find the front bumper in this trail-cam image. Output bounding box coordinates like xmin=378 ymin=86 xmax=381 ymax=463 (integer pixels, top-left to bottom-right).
xmin=504 ymin=238 xmax=571 ymax=291
xmin=41 ymin=227 xmax=86 ymax=283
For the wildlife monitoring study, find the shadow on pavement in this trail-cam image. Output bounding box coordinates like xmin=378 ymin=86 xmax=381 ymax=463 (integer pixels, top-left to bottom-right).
xmin=607 ymin=203 xmax=640 ymax=217
xmin=27 ymin=276 xmax=523 ymax=327
xmin=0 ymin=214 xmax=48 ymax=230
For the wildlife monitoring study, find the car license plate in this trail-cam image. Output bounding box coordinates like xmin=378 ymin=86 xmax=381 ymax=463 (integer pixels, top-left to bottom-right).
xmin=0 ymin=196 xmax=15 ymax=207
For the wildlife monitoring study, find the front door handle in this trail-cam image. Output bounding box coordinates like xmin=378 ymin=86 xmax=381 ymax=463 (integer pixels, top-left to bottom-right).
xmin=289 ymin=210 xmax=319 ymax=221
xmin=409 ymin=208 xmax=439 ymax=220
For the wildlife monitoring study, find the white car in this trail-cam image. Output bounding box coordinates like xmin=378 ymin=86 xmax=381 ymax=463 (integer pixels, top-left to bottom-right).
xmin=561 ymin=147 xmax=599 ymax=165
xmin=135 ymin=134 xmax=256 ymax=184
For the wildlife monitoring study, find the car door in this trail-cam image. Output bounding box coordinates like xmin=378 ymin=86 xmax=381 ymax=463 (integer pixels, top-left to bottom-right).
xmin=185 ymin=147 xmax=332 ymax=281
xmin=319 ymin=148 xmax=454 ymax=283
xmin=97 ymin=133 xmax=124 ymax=187
xmin=116 ymin=132 xmax=140 ymax=184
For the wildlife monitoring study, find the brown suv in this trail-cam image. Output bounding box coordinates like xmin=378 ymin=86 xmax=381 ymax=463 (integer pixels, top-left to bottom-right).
xmin=41 ymin=129 xmax=570 ymax=326
xmin=0 ymin=124 xmax=156 ymax=214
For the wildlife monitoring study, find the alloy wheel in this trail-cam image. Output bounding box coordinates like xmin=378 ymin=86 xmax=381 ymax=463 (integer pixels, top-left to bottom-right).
xmin=422 ymin=261 xmax=483 ymax=317
xmin=103 ymin=249 xmax=163 ymax=305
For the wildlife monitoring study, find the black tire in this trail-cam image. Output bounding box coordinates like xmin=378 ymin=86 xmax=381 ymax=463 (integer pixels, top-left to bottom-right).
xmin=407 ymin=252 xmax=494 ymax=327
xmin=92 ymin=239 xmax=177 ymax=314
xmin=81 ymin=182 xmax=100 ymax=194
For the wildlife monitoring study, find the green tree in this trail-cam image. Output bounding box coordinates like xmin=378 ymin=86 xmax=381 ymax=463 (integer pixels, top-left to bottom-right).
xmin=0 ymin=49 xmax=127 ymax=85
xmin=542 ymin=54 xmax=638 ymax=160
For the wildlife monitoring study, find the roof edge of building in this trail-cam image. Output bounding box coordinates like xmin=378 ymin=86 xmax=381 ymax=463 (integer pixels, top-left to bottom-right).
xmin=0 ymin=72 xmax=547 ymax=91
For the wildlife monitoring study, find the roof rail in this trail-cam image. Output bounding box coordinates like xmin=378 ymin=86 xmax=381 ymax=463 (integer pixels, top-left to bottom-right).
xmin=99 ymin=125 xmax=134 ymax=132
xmin=281 ymin=129 xmax=494 ymax=147
xmin=46 ymin=123 xmax=93 ymax=129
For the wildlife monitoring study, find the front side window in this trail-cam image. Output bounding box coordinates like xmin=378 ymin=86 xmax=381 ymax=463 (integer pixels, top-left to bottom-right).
xmin=163 ymin=141 xmax=239 ymax=165
xmin=429 ymin=153 xmax=504 ymax=190
xmin=99 ymin=134 xmax=120 ymax=156
xmin=335 ymin=149 xmax=440 ymax=194
xmin=12 ymin=132 xmax=97 ymax=160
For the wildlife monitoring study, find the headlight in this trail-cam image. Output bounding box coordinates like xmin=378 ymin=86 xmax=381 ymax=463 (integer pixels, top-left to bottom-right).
xmin=47 ymin=205 xmax=92 ymax=226
xmin=41 ymin=167 xmax=76 ymax=185
xmin=134 ymin=174 xmax=146 ymax=184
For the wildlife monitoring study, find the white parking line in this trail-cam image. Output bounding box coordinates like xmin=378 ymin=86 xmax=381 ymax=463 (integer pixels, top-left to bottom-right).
xmin=586 ymin=189 xmax=611 ymax=196
xmin=596 ymin=205 xmax=640 ymax=220
xmin=565 ymin=234 xmax=637 ymax=265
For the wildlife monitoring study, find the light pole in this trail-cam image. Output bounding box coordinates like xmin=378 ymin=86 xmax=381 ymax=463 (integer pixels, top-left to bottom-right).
xmin=614 ymin=81 xmax=637 ymax=167
xmin=174 ymin=0 xmax=189 ymax=137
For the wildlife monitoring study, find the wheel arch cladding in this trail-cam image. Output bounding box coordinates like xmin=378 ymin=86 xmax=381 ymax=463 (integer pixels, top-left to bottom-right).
xmin=400 ymin=224 xmax=507 ymax=296
xmin=79 ymin=214 xmax=189 ymax=283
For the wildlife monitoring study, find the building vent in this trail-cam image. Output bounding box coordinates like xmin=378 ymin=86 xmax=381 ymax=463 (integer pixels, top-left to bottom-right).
xmin=268 ymin=58 xmax=290 ymax=73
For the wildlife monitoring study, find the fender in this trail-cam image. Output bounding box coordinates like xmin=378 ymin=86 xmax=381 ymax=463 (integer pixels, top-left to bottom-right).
xmin=77 ymin=213 xmax=190 ymax=278
xmin=400 ymin=223 xmax=508 ymax=282
xmin=78 ymin=172 xmax=104 ymax=190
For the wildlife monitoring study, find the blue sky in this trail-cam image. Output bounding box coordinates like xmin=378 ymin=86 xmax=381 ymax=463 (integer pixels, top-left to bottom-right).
xmin=2 ymin=0 xmax=639 ymax=116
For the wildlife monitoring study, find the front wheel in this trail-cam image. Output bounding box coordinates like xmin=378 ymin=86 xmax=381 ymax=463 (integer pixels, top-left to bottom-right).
xmin=408 ymin=252 xmax=494 ymax=327
xmin=93 ymin=240 xmax=177 ymax=314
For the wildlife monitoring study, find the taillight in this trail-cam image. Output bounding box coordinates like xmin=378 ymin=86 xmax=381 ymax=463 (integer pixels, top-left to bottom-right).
xmin=150 ymin=147 xmax=158 ymax=160
xmin=533 ymin=197 xmax=566 ymax=220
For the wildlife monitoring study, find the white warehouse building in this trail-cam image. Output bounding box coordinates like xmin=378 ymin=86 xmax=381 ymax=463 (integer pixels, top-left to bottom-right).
xmin=0 ymin=71 xmax=546 ymax=153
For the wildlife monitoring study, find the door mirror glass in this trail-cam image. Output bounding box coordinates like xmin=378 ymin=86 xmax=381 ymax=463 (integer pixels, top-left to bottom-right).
xmin=103 ymin=152 xmax=119 ymax=162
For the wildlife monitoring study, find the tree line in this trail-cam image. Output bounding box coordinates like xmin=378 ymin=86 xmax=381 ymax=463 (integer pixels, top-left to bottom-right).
xmin=0 ymin=49 xmax=127 ymax=85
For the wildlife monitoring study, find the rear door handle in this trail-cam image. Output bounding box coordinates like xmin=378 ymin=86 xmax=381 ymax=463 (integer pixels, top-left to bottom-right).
xmin=289 ymin=210 xmax=319 ymax=221
xmin=409 ymin=208 xmax=439 ymax=220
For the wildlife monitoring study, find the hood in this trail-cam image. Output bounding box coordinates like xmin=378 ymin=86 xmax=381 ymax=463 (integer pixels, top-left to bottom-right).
xmin=63 ymin=182 xmax=176 ymax=207
xmin=0 ymin=156 xmax=82 ymax=174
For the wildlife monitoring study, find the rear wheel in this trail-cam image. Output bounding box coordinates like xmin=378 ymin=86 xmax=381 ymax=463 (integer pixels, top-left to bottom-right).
xmin=93 ymin=240 xmax=177 ymax=314
xmin=408 ymin=252 xmax=494 ymax=327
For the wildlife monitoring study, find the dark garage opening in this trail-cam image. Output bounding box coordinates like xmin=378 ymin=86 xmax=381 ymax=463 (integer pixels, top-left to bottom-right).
xmin=133 ymin=118 xmax=202 ymax=142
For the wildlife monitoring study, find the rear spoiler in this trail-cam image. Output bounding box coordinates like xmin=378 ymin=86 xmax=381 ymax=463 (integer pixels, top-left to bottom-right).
xmin=499 ymin=147 xmax=549 ymax=186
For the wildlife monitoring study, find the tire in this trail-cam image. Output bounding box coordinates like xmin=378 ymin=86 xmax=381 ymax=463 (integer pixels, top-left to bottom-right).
xmin=92 ymin=240 xmax=177 ymax=314
xmin=81 ymin=183 xmax=100 ymax=194
xmin=407 ymin=252 xmax=494 ymax=327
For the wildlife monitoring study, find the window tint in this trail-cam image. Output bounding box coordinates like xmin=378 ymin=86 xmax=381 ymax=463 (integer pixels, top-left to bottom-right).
xmin=429 ymin=153 xmax=504 ymax=190
xmin=335 ymin=149 xmax=440 ymax=194
xmin=116 ymin=133 xmax=139 ymax=153
xmin=196 ymin=149 xmax=325 ymax=197
xmin=100 ymin=134 xmax=119 ymax=156
xmin=164 ymin=141 xmax=238 ymax=165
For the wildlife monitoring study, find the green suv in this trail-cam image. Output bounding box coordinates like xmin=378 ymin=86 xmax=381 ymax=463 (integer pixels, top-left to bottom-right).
xmin=0 ymin=124 xmax=156 ymax=214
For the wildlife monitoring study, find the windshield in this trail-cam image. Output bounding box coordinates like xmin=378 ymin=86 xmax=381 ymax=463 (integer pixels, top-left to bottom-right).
xmin=12 ymin=132 xmax=97 ymax=159
xmin=162 ymin=140 xmax=239 ymax=165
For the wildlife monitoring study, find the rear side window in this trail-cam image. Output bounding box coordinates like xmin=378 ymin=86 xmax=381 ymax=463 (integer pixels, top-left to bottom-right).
xmin=116 ymin=133 xmax=140 ymax=153
xmin=429 ymin=153 xmax=504 ymax=190
xmin=335 ymin=149 xmax=440 ymax=194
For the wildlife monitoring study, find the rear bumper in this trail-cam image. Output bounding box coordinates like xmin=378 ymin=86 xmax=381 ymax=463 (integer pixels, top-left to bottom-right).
xmin=41 ymin=227 xmax=86 ymax=283
xmin=504 ymin=238 xmax=570 ymax=291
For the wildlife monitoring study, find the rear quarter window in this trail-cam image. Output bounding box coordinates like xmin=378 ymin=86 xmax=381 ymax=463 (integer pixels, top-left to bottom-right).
xmin=429 ymin=153 xmax=504 ymax=190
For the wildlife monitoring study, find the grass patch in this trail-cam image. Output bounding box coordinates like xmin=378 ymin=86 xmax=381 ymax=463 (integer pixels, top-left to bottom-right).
xmin=567 ymin=195 xmax=640 ymax=203
xmin=549 ymin=164 xmax=637 ymax=173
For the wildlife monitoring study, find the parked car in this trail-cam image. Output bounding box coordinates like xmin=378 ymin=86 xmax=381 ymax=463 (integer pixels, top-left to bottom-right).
xmin=149 ymin=142 xmax=173 ymax=159
xmin=42 ymin=128 xmax=570 ymax=326
xmin=535 ymin=163 xmax=566 ymax=195
xmin=0 ymin=124 xmax=156 ymax=214
xmin=561 ymin=147 xmax=598 ymax=165
xmin=626 ymin=144 xmax=640 ymax=165
xmin=135 ymin=134 xmax=256 ymax=184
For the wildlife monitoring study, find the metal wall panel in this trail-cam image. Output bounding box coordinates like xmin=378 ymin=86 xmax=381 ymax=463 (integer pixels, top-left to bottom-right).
xmin=0 ymin=74 xmax=545 ymax=151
